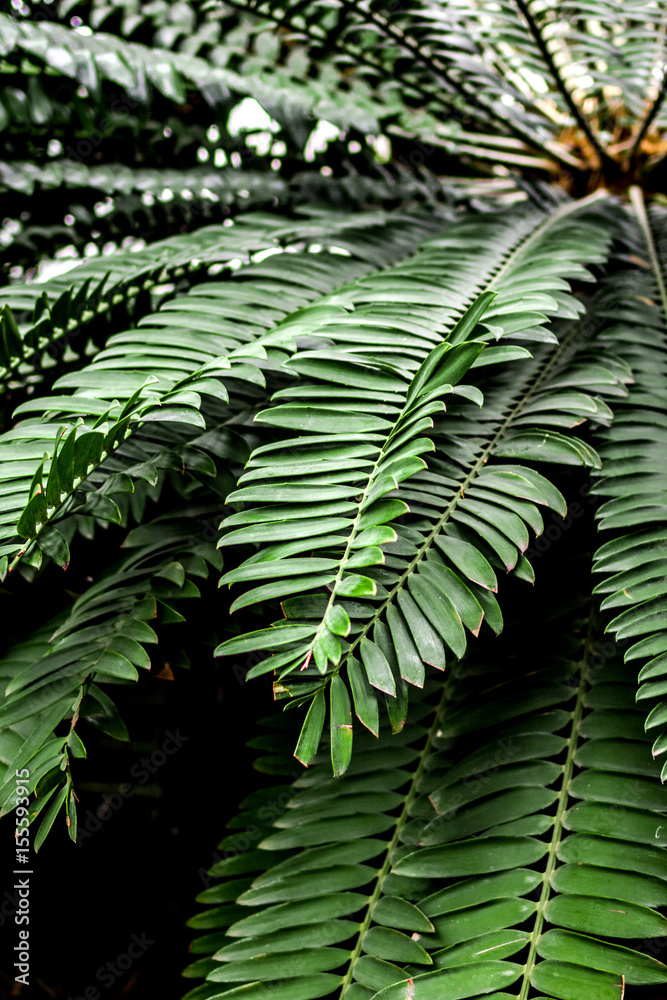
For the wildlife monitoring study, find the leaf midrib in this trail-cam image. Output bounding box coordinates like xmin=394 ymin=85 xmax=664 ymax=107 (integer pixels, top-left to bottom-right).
xmin=320 ymin=291 xmax=596 ymax=690
xmin=517 ymin=613 xmax=592 ymax=999
xmin=285 ymin=194 xmax=608 ymax=691
xmin=338 ymin=684 xmax=447 ymax=997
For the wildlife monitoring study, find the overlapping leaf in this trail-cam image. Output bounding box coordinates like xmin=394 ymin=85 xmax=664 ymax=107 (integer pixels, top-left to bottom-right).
xmin=0 ymin=213 xmax=296 ymax=389
xmin=215 ymin=197 xmax=626 ymax=769
xmin=0 ymin=209 xmax=439 ymax=573
xmin=0 ymin=501 xmax=223 ymax=846
xmin=590 ymin=194 xmax=667 ymax=780
xmin=187 ymin=578 xmax=667 ymax=1000
xmin=0 ymin=11 xmax=387 ymax=135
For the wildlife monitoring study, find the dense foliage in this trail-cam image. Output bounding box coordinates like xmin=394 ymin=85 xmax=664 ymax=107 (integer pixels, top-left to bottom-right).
xmin=2 ymin=1 xmax=667 ymax=997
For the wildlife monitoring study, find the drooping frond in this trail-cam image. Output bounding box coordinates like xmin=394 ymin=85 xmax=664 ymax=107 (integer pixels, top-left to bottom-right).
xmin=226 ymin=0 xmax=667 ymax=183
xmin=3 ymin=0 xmax=667 ymax=988
xmin=186 ymin=578 xmax=667 ymax=999
xmin=589 ymin=193 xmax=667 ymax=779
xmin=11 ymin=0 xmax=233 ymax=59
xmin=183 ymin=716 xmax=300 ymax=993
xmin=215 ymin=195 xmax=627 ymax=770
xmin=0 ymin=159 xmax=455 ymax=245
xmin=0 ymin=211 xmax=356 ymax=393
xmin=0 ymin=499 xmax=223 ymax=847
xmin=0 ymin=209 xmax=440 ymax=575
xmin=0 ymin=12 xmax=388 ymax=138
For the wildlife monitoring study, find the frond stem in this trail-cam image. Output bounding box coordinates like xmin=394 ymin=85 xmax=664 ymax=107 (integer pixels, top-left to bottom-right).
xmin=630 ymin=185 xmax=667 ymax=327
xmin=338 ymin=682 xmax=448 ymax=997
xmin=629 ymin=67 xmax=667 ymax=167
xmin=517 ymin=611 xmax=594 ymax=999
xmin=512 ymin=0 xmax=613 ymax=172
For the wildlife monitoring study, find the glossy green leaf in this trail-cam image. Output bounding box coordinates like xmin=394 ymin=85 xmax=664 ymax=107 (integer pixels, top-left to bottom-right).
xmin=550 ymin=864 xmax=667 ymax=907
xmin=348 ymin=656 xmax=380 ymax=736
xmin=385 ymin=605 xmax=425 ymax=687
xmin=420 ymin=869 xmax=543 ymax=918
xmin=226 ymin=893 xmax=368 ymax=938
xmin=372 ymin=896 xmax=434 ymax=933
xmin=434 ymin=535 xmax=498 ymax=591
xmin=330 ymin=675 xmax=353 ymax=776
xmin=530 ymin=960 xmax=625 ymax=1000
xmin=239 ymin=865 xmax=372 ymax=904
xmin=360 ymin=639 xmax=396 ymax=696
xmin=371 ymin=961 xmax=522 ymax=999
xmin=336 ymin=575 xmax=378 ymax=598
xmin=294 ymin=690 xmax=326 ymax=767
xmin=430 ymin=929 xmax=530 ymax=968
xmin=408 ymin=576 xmax=466 ymax=658
xmin=326 ymin=605 xmax=352 ymax=636
xmin=214 ymin=921 xmax=357 ymax=960
xmin=545 ymin=893 xmax=667 ymax=938
xmin=537 ymin=929 xmax=667 ymax=984
xmin=396 ymin=590 xmax=446 ymax=670
xmin=394 ymin=837 xmax=548 ymax=877
xmin=200 ymin=974 xmax=343 ymax=998
xmin=363 ymin=926 xmax=432 ymax=964
xmin=34 ymin=783 xmax=68 ymax=852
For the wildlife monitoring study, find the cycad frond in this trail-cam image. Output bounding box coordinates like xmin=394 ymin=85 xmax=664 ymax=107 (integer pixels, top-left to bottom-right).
xmin=0 ymin=502 xmax=221 ymax=847
xmin=0 ymin=210 xmax=437 ymax=574
xmin=229 ymin=0 xmax=667 ymax=184
xmin=187 ymin=581 xmax=667 ymax=999
xmin=3 ymin=0 xmax=667 ymax=986
xmin=0 ymin=214 xmax=291 ymax=392
xmin=0 ymin=12 xmax=386 ymax=135
xmin=589 ymin=194 xmax=667 ymax=780
xmin=215 ymin=197 xmax=625 ymax=770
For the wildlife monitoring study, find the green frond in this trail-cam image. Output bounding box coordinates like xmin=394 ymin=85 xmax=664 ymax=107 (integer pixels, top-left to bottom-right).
xmin=228 ymin=0 xmax=667 ymax=183
xmin=231 ymin=0 xmax=559 ymax=157
xmin=589 ymin=194 xmax=667 ymax=779
xmin=9 ymin=0 xmax=227 ymax=58
xmin=0 ymin=12 xmax=387 ymax=135
xmin=0 ymin=500 xmax=222 ymax=846
xmin=215 ymin=197 xmax=622 ymax=770
xmin=187 ymin=585 xmax=667 ymax=999
xmin=0 ymin=211 xmax=346 ymax=392
xmin=0 ymin=209 xmax=438 ymax=574
xmin=0 ymin=158 xmax=484 ymax=257
xmin=3 ymin=0 xmax=667 ymax=991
